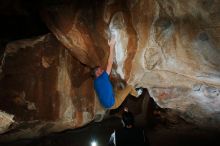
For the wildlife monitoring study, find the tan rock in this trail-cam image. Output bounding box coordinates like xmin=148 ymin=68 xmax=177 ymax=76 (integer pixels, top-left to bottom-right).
xmin=42 ymin=0 xmax=220 ymax=127
xmin=0 ymin=34 xmax=105 ymax=142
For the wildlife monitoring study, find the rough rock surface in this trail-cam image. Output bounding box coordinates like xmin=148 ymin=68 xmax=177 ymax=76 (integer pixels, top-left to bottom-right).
xmin=1 ymin=0 xmax=220 ymax=142
xmin=43 ymin=0 xmax=220 ymax=127
xmin=0 ymin=34 xmax=105 ymax=141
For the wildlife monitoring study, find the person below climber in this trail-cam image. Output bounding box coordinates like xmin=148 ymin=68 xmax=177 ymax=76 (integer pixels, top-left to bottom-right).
xmin=91 ymin=37 xmax=142 ymax=109
xmin=108 ymin=108 xmax=150 ymax=146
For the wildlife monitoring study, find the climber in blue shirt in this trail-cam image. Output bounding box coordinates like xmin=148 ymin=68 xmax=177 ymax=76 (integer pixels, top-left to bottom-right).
xmin=91 ymin=37 xmax=142 ymax=109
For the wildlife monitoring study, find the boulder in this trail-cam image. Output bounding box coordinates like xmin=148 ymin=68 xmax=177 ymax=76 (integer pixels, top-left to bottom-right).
xmin=1 ymin=0 xmax=220 ymax=141
xmin=0 ymin=34 xmax=105 ymax=141
xmin=42 ymin=0 xmax=220 ymax=127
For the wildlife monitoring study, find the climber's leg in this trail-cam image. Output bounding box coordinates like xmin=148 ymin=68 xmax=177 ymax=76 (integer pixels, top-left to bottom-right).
xmin=110 ymin=85 xmax=138 ymax=109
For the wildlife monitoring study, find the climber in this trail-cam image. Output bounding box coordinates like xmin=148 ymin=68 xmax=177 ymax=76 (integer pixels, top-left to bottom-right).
xmin=91 ymin=37 xmax=143 ymax=109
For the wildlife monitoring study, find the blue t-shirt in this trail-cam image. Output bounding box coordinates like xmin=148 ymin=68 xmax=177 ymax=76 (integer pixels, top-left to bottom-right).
xmin=94 ymin=71 xmax=115 ymax=108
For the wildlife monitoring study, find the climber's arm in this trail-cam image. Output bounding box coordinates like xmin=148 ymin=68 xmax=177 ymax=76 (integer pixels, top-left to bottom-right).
xmin=106 ymin=38 xmax=116 ymax=75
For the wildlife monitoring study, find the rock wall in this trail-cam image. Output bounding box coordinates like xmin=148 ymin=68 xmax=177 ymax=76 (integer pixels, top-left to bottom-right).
xmin=1 ymin=0 xmax=220 ymax=142
xmin=0 ymin=34 xmax=104 ymax=141
xmin=43 ymin=0 xmax=220 ymax=127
